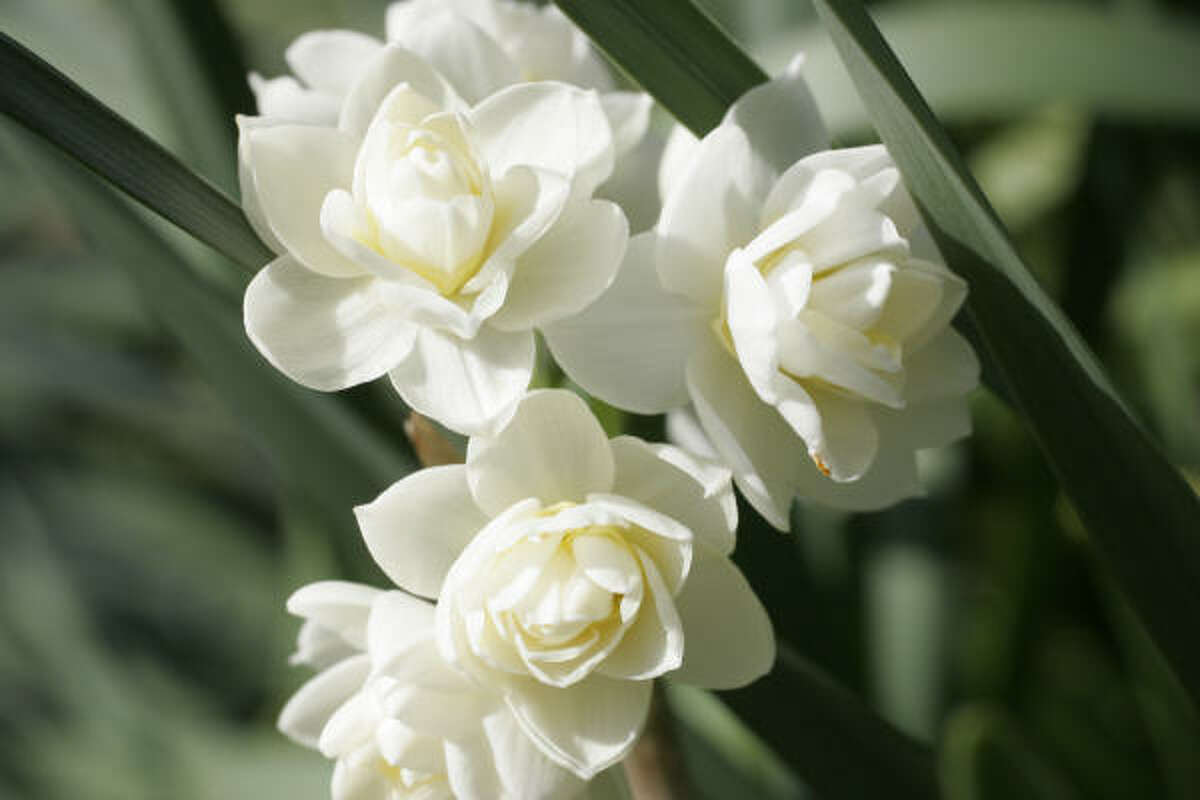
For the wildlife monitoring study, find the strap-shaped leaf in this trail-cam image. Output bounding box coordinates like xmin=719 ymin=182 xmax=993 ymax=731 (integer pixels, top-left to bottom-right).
xmin=6 ymin=123 xmax=412 ymax=546
xmin=554 ymin=0 xmax=765 ymax=133
xmin=0 ymin=32 xmax=270 ymax=272
xmin=808 ymin=0 xmax=1200 ymax=708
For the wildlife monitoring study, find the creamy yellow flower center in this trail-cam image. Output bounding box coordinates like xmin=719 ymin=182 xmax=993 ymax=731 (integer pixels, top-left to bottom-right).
xmin=356 ymin=116 xmax=496 ymax=296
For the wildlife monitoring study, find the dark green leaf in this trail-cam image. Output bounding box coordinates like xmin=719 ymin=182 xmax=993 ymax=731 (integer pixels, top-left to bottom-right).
xmin=5 ymin=122 xmax=413 ymax=547
xmin=554 ymin=0 xmax=765 ymax=133
xmin=0 ymin=32 xmax=271 ymax=272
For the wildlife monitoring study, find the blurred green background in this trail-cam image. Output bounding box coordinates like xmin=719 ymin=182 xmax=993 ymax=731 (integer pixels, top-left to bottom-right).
xmin=1 ymin=0 xmax=1199 ymax=798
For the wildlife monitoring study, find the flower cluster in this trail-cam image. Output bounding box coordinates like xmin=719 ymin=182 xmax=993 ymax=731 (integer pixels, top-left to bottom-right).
xmin=244 ymin=1 xmax=979 ymax=796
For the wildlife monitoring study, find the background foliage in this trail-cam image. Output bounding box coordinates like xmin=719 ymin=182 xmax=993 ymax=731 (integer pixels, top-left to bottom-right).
xmin=1 ymin=0 xmax=1198 ymax=798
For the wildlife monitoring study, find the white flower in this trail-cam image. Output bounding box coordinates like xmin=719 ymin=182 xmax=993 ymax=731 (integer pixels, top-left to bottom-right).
xmin=544 ymin=58 xmax=980 ymax=529
xmin=239 ymin=42 xmax=628 ymax=435
xmin=244 ymin=1 xmax=654 ymax=228
xmin=355 ymin=389 xmax=774 ymax=778
xmin=279 ymin=582 xmax=584 ymax=800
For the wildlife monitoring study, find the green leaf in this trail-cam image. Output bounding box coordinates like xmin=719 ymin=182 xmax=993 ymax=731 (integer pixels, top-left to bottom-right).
xmin=759 ymin=4 xmax=1200 ymax=136
xmin=720 ymin=643 xmax=939 ymax=799
xmin=4 ymin=122 xmax=413 ymax=548
xmin=810 ymin=0 xmax=1200 ymax=708
xmin=0 ymin=32 xmax=271 ymax=272
xmin=939 ymin=705 xmax=1078 ymax=800
xmin=553 ymin=0 xmax=765 ymax=133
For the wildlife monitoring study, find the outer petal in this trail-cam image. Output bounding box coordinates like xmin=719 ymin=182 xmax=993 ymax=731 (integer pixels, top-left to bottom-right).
xmin=278 ymin=653 xmax=371 ymax=748
xmin=245 ymin=125 xmax=363 ymax=277
xmin=236 ymin=116 xmax=285 ymax=253
xmin=543 ymin=233 xmax=709 ymax=414
xmin=287 ymin=581 xmax=381 ymax=650
xmin=790 ymin=426 xmax=922 ymax=512
xmin=248 ymin=75 xmax=340 ymax=124
xmin=391 ymin=11 xmax=521 ymax=104
xmin=465 ymin=389 xmax=615 ymax=515
xmin=482 ymin=709 xmax=586 ymax=800
xmin=670 ymin=544 xmax=775 ymax=688
xmin=339 ymin=44 xmax=465 ymax=137
xmin=444 ymin=734 xmax=505 ymax=800
xmin=243 ymin=255 xmax=417 ymax=391
xmin=355 ymin=465 xmax=489 ymax=599
xmin=609 ymin=436 xmax=736 ymax=555
xmin=599 ymin=92 xmax=652 ymax=157
xmin=505 ymin=674 xmax=652 ymax=779
xmin=686 ymin=340 xmax=802 ymax=530
xmin=365 ymin=592 xmax=438 ymax=666
xmin=286 ymin=30 xmax=383 ymax=96
xmin=657 ymin=124 xmax=774 ymax=309
xmin=489 ymin=198 xmax=628 ymax=331
xmin=903 ymin=328 xmax=980 ymax=403
xmin=389 ymin=325 xmax=535 ymax=437
xmin=722 ymin=54 xmax=829 ymax=174
xmin=471 ymin=82 xmax=614 ymax=197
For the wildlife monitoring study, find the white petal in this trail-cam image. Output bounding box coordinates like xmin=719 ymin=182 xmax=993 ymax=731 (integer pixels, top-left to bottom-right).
xmin=657 ymin=124 xmax=774 ymax=309
xmin=472 ymin=82 xmax=614 ymax=197
xmin=393 ymin=11 xmax=521 ymax=104
xmin=880 ymin=398 xmax=972 ymax=452
xmin=483 ymin=709 xmax=585 ymax=800
xmin=671 ymin=544 xmax=774 ymax=689
xmin=286 ymin=30 xmax=383 ymax=95
xmin=656 ymin=124 xmax=699 ymax=204
xmin=505 ymin=674 xmax=652 ymax=779
xmin=332 ymin=751 xmax=393 ymax=800
xmin=722 ymin=54 xmax=829 ymax=174
xmin=356 ymin=465 xmax=489 ymax=598
xmin=292 ymin=619 xmax=360 ymax=670
xmin=245 ymin=125 xmax=363 ymax=277
xmin=489 ymin=198 xmax=628 ymax=331
xmin=243 ymin=255 xmax=417 ymax=390
xmin=248 ymin=75 xmax=340 ymax=124
xmin=365 ymin=591 xmax=437 ymax=665
xmin=903 ymin=328 xmax=980 ymax=404
xmin=791 ymin=430 xmax=922 ymax=511
xmin=444 ymin=734 xmax=505 ymax=800
xmin=598 ymin=122 xmax=667 ymax=234
xmin=462 ymin=165 xmax=571 ymax=297
xmin=389 ymin=325 xmax=535 ymax=437
xmin=236 ymin=115 xmax=285 ymax=253
xmin=543 ymin=233 xmax=709 ymax=414
xmin=320 ymin=686 xmax=379 ymax=757
xmin=466 ymin=388 xmax=615 ymax=515
xmin=600 ymin=91 xmax=652 ymax=157
xmin=339 ymin=44 xmax=465 ymax=137
xmin=806 ymin=387 xmax=879 ymax=482
xmin=278 ymin=653 xmax=371 ymax=748
xmin=286 ymin=581 xmax=381 ymax=649
xmin=597 ymin=549 xmax=683 ymax=680
xmin=665 ymin=407 xmax=719 ymax=461
xmin=609 ymin=436 xmax=736 ymax=556
xmin=686 ymin=341 xmax=801 ymax=530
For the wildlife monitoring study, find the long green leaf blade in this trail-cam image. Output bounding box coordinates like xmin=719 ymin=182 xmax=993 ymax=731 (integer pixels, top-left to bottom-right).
xmin=808 ymin=0 xmax=1200 ymax=707
xmin=5 ymin=122 xmax=412 ymax=550
xmin=0 ymin=32 xmax=270 ymax=272
xmin=554 ymin=0 xmax=765 ymax=133
xmin=761 ymin=4 xmax=1200 ymax=135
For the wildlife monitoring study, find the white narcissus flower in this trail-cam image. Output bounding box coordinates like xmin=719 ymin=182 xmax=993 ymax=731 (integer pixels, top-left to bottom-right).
xmin=239 ymin=41 xmax=629 ymax=436
xmin=355 ymin=389 xmax=774 ymax=779
xmin=244 ymin=1 xmax=655 ymax=228
xmin=279 ymin=582 xmax=585 ymax=800
xmin=544 ymin=58 xmax=981 ymax=529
